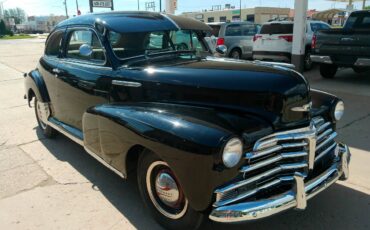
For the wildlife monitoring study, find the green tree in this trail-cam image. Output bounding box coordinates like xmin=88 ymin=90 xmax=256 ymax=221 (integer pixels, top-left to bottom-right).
xmin=0 ymin=20 xmax=6 ymax=35
xmin=4 ymin=7 xmax=26 ymax=24
xmin=365 ymin=6 xmax=370 ymax=10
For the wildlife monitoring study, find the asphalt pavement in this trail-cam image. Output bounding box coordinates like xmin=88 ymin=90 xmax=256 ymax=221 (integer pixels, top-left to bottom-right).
xmin=0 ymin=38 xmax=369 ymax=230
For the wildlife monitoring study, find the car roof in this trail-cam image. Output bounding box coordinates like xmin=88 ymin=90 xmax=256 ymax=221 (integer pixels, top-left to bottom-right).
xmin=262 ymin=20 xmax=327 ymax=25
xmin=56 ymin=11 xmax=212 ymax=33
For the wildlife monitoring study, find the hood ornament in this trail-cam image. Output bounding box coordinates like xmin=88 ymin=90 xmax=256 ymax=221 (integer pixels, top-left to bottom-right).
xmin=291 ymin=102 xmax=312 ymax=112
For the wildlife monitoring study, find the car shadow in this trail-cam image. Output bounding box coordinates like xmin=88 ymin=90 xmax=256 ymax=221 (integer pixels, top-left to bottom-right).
xmin=36 ymin=128 xmax=370 ymax=230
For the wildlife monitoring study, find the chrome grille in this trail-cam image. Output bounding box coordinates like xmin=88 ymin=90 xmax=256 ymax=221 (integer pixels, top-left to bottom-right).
xmin=214 ymin=116 xmax=337 ymax=208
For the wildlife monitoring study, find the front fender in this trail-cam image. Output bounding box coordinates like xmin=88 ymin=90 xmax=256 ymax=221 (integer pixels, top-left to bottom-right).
xmin=310 ymin=89 xmax=340 ymax=122
xmin=24 ymin=69 xmax=50 ymax=105
xmin=83 ymin=102 xmax=271 ymax=211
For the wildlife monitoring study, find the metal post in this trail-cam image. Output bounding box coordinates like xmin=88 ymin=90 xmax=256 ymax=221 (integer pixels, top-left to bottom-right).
xmin=89 ymin=0 xmax=93 ymax=13
xmin=240 ymin=0 xmax=242 ymax=21
xmin=64 ymin=0 xmax=69 ymax=18
xmin=138 ymin=0 xmax=140 ymax=10
xmin=291 ymin=0 xmax=308 ymax=73
xmin=160 ymin=0 xmax=162 ymax=12
xmin=111 ymin=0 xmax=114 ymax=10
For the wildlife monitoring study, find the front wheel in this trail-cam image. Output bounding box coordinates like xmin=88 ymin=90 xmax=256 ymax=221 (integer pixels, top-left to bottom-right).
xmin=137 ymin=150 xmax=203 ymax=230
xmin=320 ymin=63 xmax=338 ymax=78
xmin=34 ymin=98 xmax=57 ymax=138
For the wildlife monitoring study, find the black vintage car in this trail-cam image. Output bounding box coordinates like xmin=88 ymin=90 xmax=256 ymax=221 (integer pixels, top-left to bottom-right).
xmin=24 ymin=12 xmax=350 ymax=229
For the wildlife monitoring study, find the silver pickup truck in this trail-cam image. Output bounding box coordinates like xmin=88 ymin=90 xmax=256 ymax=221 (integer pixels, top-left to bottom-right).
xmin=311 ymin=10 xmax=370 ymax=78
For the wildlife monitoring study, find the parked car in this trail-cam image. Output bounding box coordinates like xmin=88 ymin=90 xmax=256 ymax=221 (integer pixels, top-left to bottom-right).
xmin=24 ymin=12 xmax=350 ymax=230
xmin=206 ymin=22 xmax=260 ymax=59
xmin=253 ymin=20 xmax=331 ymax=70
xmin=311 ymin=10 xmax=370 ymax=78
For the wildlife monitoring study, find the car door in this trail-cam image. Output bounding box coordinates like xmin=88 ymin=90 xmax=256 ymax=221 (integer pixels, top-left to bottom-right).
xmin=38 ymin=29 xmax=65 ymax=114
xmin=55 ymin=27 xmax=113 ymax=130
xmin=241 ymin=24 xmax=257 ymax=58
xmin=224 ymin=24 xmax=243 ymax=56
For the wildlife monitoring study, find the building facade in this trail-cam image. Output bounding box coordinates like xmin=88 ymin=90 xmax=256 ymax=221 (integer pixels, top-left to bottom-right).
xmin=181 ymin=7 xmax=290 ymax=24
xmin=17 ymin=15 xmax=67 ymax=33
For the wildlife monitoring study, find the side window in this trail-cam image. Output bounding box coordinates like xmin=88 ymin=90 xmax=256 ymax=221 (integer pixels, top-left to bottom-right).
xmin=225 ymin=24 xmax=242 ymax=36
xmin=66 ymin=30 xmax=105 ymax=63
xmin=45 ymin=30 xmax=64 ymax=56
xmin=241 ymin=24 xmax=257 ymax=36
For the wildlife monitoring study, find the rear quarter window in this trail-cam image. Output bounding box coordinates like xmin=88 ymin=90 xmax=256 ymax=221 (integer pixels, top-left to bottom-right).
xmin=45 ymin=30 xmax=64 ymax=56
xmin=260 ymin=23 xmax=293 ymax=34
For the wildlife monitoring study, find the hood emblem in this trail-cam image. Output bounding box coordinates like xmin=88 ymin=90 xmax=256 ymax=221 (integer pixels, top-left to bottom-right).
xmin=291 ymin=102 xmax=312 ymax=112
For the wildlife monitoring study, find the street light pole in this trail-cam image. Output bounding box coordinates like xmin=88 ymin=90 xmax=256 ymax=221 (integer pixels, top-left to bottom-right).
xmin=64 ymin=0 xmax=69 ymax=18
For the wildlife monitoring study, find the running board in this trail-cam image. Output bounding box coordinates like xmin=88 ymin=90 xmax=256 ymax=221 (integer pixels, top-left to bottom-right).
xmin=46 ymin=117 xmax=126 ymax=179
xmin=47 ymin=117 xmax=84 ymax=146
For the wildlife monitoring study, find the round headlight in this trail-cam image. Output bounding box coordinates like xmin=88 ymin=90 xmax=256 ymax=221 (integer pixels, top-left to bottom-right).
xmin=334 ymin=101 xmax=344 ymax=121
xmin=222 ymin=138 xmax=243 ymax=168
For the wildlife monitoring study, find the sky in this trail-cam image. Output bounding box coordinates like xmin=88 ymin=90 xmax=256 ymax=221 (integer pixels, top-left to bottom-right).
xmin=1 ymin=0 xmax=367 ymax=17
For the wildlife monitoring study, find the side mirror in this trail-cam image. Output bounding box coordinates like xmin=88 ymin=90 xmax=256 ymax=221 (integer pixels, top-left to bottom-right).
xmin=79 ymin=44 xmax=93 ymax=57
xmin=215 ymin=45 xmax=227 ymax=55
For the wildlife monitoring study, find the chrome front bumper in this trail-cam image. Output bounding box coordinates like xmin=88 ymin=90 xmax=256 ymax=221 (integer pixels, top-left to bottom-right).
xmin=311 ymin=55 xmax=333 ymax=64
xmin=209 ymin=143 xmax=351 ymax=223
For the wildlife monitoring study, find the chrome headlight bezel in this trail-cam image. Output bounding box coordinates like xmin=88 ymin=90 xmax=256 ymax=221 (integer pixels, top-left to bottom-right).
xmin=222 ymin=138 xmax=243 ymax=168
xmin=333 ymin=100 xmax=344 ymax=121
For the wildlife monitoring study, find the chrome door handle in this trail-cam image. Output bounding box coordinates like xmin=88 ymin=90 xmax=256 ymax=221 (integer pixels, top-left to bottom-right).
xmin=341 ymin=37 xmax=355 ymax=42
xmin=52 ymin=68 xmax=62 ymax=74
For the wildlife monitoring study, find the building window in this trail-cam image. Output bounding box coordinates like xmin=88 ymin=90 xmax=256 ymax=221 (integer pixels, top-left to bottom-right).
xmin=208 ymin=17 xmax=214 ymax=23
xmin=246 ymin=14 xmax=255 ymax=22
xmin=232 ymin=15 xmax=240 ymax=22
xmin=219 ymin=16 xmax=227 ymax=22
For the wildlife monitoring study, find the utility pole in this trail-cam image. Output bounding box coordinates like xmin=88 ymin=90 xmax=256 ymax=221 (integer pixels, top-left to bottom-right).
xmin=89 ymin=0 xmax=93 ymax=13
xmin=240 ymin=0 xmax=242 ymax=21
xmin=64 ymin=0 xmax=69 ymax=18
xmin=138 ymin=0 xmax=140 ymax=10
xmin=159 ymin=0 xmax=162 ymax=12
xmin=363 ymin=0 xmax=367 ymax=9
xmin=75 ymin=0 xmax=80 ymax=15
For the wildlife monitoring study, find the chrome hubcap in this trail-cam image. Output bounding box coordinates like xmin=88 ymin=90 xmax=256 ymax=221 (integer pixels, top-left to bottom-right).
xmin=146 ymin=161 xmax=188 ymax=219
xmin=155 ymin=170 xmax=180 ymax=208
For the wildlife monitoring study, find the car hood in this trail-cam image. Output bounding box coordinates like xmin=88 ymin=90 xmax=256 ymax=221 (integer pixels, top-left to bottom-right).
xmin=113 ymin=58 xmax=311 ymax=130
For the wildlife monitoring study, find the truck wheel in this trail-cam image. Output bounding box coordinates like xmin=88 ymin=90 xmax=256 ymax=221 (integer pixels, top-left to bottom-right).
xmin=304 ymin=50 xmax=313 ymax=70
xmin=34 ymin=98 xmax=57 ymax=138
xmin=320 ymin=64 xmax=338 ymax=78
xmin=137 ymin=150 xmax=203 ymax=230
xmin=229 ymin=48 xmax=241 ymax=59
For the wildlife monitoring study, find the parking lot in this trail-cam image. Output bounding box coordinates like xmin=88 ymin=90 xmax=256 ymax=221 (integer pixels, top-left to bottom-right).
xmin=0 ymin=38 xmax=369 ymax=230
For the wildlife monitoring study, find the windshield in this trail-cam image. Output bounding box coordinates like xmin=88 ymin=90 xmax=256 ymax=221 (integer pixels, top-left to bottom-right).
xmin=108 ymin=29 xmax=209 ymax=62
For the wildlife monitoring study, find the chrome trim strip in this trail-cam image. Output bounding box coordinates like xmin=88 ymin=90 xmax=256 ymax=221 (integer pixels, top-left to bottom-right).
xmin=315 ymin=142 xmax=337 ymax=162
xmin=214 ymin=177 xmax=294 ymax=207
xmin=241 ymin=151 xmax=307 ymax=173
xmin=316 ymin=132 xmax=337 ymax=151
xmin=245 ymin=142 xmax=307 ymax=160
xmin=216 ymin=162 xmax=307 ymax=194
xmin=354 ymin=58 xmax=370 ymax=67
xmin=311 ymin=55 xmax=333 ymax=64
xmin=209 ymin=143 xmax=350 ymax=223
xmin=84 ymin=147 xmax=126 ymax=179
xmin=112 ymin=80 xmax=142 ymax=87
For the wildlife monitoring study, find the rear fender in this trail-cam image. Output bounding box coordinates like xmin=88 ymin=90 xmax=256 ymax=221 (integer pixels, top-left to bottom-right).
xmin=24 ymin=69 xmax=50 ymax=106
xmin=83 ymin=102 xmax=271 ymax=211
